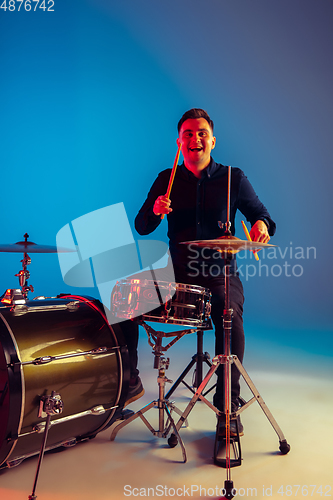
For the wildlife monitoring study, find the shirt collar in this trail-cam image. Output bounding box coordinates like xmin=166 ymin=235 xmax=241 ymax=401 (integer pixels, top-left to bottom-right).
xmin=205 ymin=158 xmax=218 ymax=178
xmin=181 ymin=157 xmax=219 ymax=180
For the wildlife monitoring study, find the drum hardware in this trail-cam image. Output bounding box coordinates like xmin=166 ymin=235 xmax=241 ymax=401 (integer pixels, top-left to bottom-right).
xmin=138 ymin=318 xmax=197 ymax=368
xmin=9 ymin=299 xmax=80 ymax=316
xmin=165 ymin=328 xmax=214 ymax=400
xmin=110 ymin=279 xmax=214 ymax=461
xmin=110 ymin=319 xmax=193 ymax=462
xmin=29 ymin=391 xmax=63 ymax=500
xmin=6 ymin=435 xmax=87 ymax=469
xmin=1 ymin=288 xmax=26 ymax=305
xmin=61 ymin=438 xmax=77 ymax=448
xmin=218 ymin=220 xmax=231 ymax=233
xmin=38 ymin=392 xmax=64 ymax=418
xmin=0 ymin=233 xmax=75 ymax=300
xmin=110 ymin=348 xmax=188 ymax=463
xmin=15 ymin=251 xmax=34 ymax=299
xmin=17 ymin=346 xmax=116 ymax=367
xmin=26 ymin=404 xmax=117 ymax=435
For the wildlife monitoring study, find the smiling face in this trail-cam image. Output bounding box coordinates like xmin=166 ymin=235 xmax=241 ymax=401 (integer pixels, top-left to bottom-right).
xmin=177 ymin=117 xmax=216 ymax=175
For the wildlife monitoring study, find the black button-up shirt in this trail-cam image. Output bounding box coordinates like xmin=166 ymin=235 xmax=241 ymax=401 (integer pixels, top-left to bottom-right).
xmin=135 ymin=158 xmax=275 ymax=276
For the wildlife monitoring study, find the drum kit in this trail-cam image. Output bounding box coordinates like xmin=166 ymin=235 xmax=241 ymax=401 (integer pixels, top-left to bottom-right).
xmin=0 ymin=225 xmax=290 ymax=499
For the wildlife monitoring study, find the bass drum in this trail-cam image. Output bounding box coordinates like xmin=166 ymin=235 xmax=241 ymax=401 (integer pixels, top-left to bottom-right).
xmin=0 ymin=294 xmax=129 ymax=468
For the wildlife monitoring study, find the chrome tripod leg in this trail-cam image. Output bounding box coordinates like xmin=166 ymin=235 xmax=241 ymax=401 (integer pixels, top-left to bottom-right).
xmin=164 ymin=403 xmax=187 ymax=463
xmin=28 ymin=391 xmax=63 ymax=500
xmin=28 ymin=413 xmax=52 ymax=500
xmin=110 ymin=401 xmax=157 ymax=440
xmin=233 ymin=356 xmax=291 ymax=454
xmin=110 ymin=356 xmax=188 ymax=462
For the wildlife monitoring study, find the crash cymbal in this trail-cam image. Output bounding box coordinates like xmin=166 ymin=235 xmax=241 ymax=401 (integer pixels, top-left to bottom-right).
xmin=0 ymin=233 xmax=75 ymax=253
xmin=181 ymin=235 xmax=276 ymax=254
xmin=0 ymin=242 xmax=75 ymax=253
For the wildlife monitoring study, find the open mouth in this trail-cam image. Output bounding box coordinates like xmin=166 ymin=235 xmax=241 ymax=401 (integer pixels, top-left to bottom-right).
xmin=189 ymin=147 xmax=203 ymax=152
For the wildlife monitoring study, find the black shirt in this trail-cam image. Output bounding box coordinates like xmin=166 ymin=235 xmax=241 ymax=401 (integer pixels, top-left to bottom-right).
xmin=135 ymin=158 xmax=275 ymax=276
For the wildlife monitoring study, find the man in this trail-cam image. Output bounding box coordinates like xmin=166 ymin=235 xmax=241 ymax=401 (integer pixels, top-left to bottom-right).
xmin=133 ymin=108 xmax=275 ymax=435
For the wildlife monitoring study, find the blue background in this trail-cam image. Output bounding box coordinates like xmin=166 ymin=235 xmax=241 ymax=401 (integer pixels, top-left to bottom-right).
xmin=1 ymin=0 xmax=332 ymax=360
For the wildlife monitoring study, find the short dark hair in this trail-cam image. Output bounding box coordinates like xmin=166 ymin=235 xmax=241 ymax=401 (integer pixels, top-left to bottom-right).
xmin=177 ymin=108 xmax=214 ymax=134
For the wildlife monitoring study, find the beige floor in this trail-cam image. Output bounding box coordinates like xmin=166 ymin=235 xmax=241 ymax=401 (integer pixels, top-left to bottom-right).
xmin=1 ymin=331 xmax=332 ymax=500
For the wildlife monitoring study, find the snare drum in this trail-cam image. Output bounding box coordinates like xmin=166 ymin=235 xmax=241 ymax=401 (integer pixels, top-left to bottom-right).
xmin=112 ymin=279 xmax=212 ymax=328
xmin=0 ymin=295 xmax=129 ymax=468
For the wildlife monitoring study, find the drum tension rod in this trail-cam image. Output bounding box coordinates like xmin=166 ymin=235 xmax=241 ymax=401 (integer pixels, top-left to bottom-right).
xmin=17 ymin=346 xmax=118 ymax=367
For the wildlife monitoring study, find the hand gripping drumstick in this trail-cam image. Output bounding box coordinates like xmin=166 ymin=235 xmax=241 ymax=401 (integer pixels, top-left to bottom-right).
xmin=241 ymin=220 xmax=260 ymax=261
xmin=161 ymin=143 xmax=182 ymax=220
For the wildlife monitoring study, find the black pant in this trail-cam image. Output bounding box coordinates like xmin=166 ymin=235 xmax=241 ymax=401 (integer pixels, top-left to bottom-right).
xmin=117 ymin=319 xmax=140 ymax=383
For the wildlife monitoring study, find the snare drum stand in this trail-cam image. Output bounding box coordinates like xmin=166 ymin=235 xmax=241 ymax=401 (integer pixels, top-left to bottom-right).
xmin=165 ymin=327 xmax=214 ymax=400
xmin=110 ymin=320 xmax=194 ymax=462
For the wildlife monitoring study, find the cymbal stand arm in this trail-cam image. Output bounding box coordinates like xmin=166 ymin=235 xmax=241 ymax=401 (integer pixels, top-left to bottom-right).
xmin=15 ymin=251 xmax=34 ymax=299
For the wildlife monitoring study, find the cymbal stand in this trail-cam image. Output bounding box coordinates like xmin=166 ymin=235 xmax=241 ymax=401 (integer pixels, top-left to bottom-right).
xmin=220 ymin=251 xmax=240 ymax=496
xmin=168 ymin=252 xmax=290 ymax=498
xmin=218 ymin=167 xmax=244 ymax=495
xmin=170 ymin=165 xmax=289 ymax=498
xmin=110 ymin=320 xmax=192 ymax=462
xmin=15 ymin=234 xmax=34 ymax=299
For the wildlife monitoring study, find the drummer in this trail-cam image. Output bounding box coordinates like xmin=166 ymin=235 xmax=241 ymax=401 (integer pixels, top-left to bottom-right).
xmin=132 ymin=108 xmax=276 ymax=436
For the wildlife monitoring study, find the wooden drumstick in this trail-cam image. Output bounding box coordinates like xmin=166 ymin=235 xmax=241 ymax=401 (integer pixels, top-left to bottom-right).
xmin=241 ymin=220 xmax=260 ymax=261
xmin=161 ymin=143 xmax=182 ymax=219
xmin=227 ymin=165 xmax=231 ymax=228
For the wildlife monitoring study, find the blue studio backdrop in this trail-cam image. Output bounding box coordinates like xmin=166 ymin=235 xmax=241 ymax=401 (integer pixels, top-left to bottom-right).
xmin=1 ymin=0 xmax=332 ymax=365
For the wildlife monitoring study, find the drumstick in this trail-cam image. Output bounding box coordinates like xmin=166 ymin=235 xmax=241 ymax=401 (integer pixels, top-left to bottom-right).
xmin=161 ymin=143 xmax=182 ymax=220
xmin=227 ymin=165 xmax=231 ymax=228
xmin=241 ymin=220 xmax=260 ymax=261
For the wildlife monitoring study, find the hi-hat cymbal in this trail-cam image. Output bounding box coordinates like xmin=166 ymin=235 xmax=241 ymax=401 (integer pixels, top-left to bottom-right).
xmin=181 ymin=235 xmax=276 ymax=254
xmin=0 ymin=241 xmax=75 ymax=253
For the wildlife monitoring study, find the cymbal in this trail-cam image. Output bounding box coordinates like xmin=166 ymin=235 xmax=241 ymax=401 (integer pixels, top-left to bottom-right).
xmin=0 ymin=241 xmax=75 ymax=253
xmin=181 ymin=235 xmax=276 ymax=254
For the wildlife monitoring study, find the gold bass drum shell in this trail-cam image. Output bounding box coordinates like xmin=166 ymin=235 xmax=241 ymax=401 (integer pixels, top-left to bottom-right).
xmin=0 ymin=294 xmax=129 ymax=468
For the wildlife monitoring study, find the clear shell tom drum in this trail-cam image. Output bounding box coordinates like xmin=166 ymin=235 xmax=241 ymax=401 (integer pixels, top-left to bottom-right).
xmin=111 ymin=279 xmax=212 ymax=329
